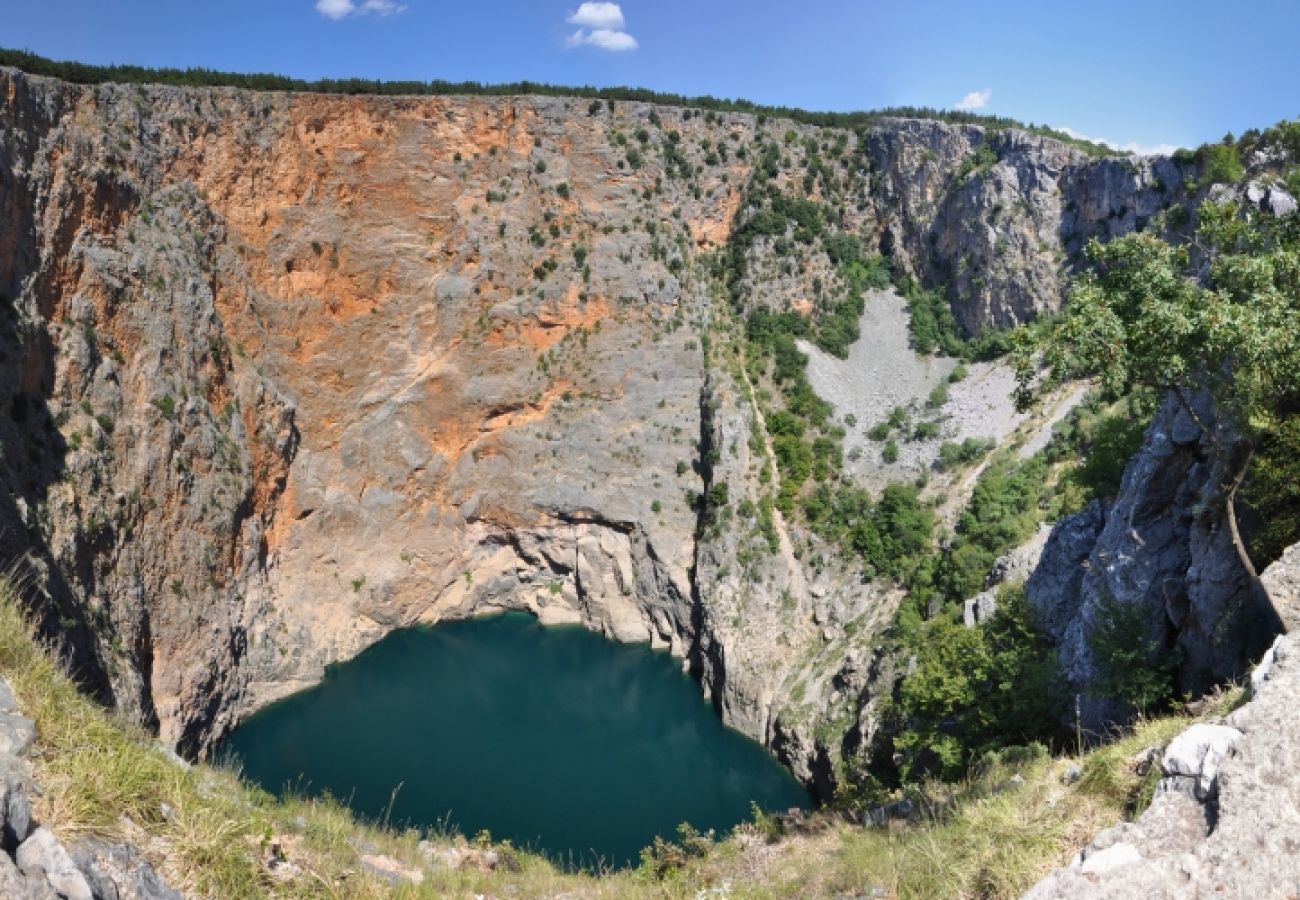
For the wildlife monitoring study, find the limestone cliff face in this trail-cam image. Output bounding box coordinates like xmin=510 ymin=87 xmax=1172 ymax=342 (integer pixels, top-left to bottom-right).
xmin=1026 ymin=394 xmax=1276 ymax=727
xmin=864 ymin=119 xmax=1191 ymax=332
xmin=0 ymin=67 xmax=1177 ymax=791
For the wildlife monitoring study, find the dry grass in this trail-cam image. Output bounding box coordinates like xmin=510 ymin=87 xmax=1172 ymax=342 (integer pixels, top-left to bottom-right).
xmin=0 ymin=577 xmax=1239 ymax=898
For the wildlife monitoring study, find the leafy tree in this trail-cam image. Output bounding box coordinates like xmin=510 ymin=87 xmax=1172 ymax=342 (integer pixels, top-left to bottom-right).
xmin=892 ymin=585 xmax=1066 ymax=781
xmin=1015 ymin=202 xmax=1300 ymax=632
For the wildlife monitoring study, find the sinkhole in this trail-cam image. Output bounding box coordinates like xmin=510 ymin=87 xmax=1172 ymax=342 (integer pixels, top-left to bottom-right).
xmin=225 ymin=611 xmax=810 ymax=868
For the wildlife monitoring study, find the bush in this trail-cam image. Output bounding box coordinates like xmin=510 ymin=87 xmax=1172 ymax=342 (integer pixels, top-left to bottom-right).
xmin=891 ymin=585 xmax=1067 ymax=781
xmin=936 ymin=438 xmax=993 ymax=472
xmin=882 ymin=440 xmax=899 ymax=464
xmin=927 ymin=383 xmax=949 ymax=409
xmin=1086 ymin=591 xmax=1178 ymax=714
xmin=867 ymin=422 xmax=892 ymax=442
xmin=911 ymin=421 xmax=940 ymax=441
xmin=1197 ymin=141 xmax=1243 ymax=187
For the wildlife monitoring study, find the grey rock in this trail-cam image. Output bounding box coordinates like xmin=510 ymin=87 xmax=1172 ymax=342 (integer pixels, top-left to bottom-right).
xmin=1261 ymin=541 xmax=1300 ymax=631
xmin=1249 ymin=633 xmax=1285 ymax=697
xmin=1025 ymin=617 xmax=1300 ymax=898
xmin=2 ymin=777 xmax=33 ymax=853
xmin=1158 ymin=723 xmax=1241 ymax=800
xmin=1025 ymin=499 xmax=1106 ymax=644
xmin=0 ymin=851 xmax=58 ymax=900
xmin=1247 ymin=178 xmax=1298 ymax=218
xmin=17 ymin=828 xmax=94 ymax=900
xmin=1267 ymin=186 xmax=1297 ymax=217
xmin=1077 ymin=841 xmax=1141 ymax=875
xmin=67 ymin=847 xmax=117 ymax=900
xmin=1026 ymin=393 xmax=1275 ymax=728
xmin=962 ymin=591 xmax=998 ymax=628
xmin=68 ymin=840 xmax=181 ymax=900
xmin=986 ymin=526 xmax=1050 ymax=589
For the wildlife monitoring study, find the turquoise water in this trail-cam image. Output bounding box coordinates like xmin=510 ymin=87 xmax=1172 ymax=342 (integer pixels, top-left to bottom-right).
xmin=225 ymin=611 xmax=809 ymax=868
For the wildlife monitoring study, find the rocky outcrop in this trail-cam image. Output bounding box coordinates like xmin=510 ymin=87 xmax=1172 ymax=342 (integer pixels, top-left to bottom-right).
xmin=864 ymin=120 xmax=1190 ymax=333
xmin=0 ymin=677 xmax=180 ymax=899
xmin=1026 ymin=393 xmax=1276 ymax=726
xmin=0 ymin=65 xmax=1185 ymax=795
xmin=1025 ymin=545 xmax=1300 ymax=897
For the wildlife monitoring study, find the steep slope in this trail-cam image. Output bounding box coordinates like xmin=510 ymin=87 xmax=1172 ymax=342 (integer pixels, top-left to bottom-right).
xmin=0 ymin=66 xmax=1185 ymax=792
xmin=1026 ymin=547 xmax=1300 ymax=897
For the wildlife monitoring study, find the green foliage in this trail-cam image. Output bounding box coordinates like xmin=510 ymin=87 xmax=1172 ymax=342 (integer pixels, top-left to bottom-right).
xmin=1046 ymin=392 xmax=1154 ymax=510
xmin=939 ymin=456 xmax=1049 ymax=600
xmin=1243 ymin=415 xmax=1300 ymax=566
xmin=890 ymin=585 xmax=1067 ymax=781
xmin=151 ymin=394 xmax=176 ymax=420
xmin=936 ymin=437 xmax=993 ymax=472
xmin=638 ymin=823 xmax=715 ymax=880
xmin=955 ymin=142 xmax=1000 ymax=181
xmin=911 ymin=421 xmax=940 ymax=441
xmin=1018 ymin=204 xmax=1300 ymax=571
xmin=1086 ymin=591 xmax=1179 ymax=714
xmin=926 ymin=382 xmax=949 ymax=408
xmin=1196 ymin=141 xmax=1244 ymax=187
xmin=904 ymin=283 xmax=963 ymax=356
xmin=802 ymin=483 xmax=934 ymax=582
xmin=901 ymin=274 xmax=1014 ymax=361
xmin=881 ymin=439 xmax=899 ymax=464
xmin=1019 ymin=209 xmax=1300 ymax=440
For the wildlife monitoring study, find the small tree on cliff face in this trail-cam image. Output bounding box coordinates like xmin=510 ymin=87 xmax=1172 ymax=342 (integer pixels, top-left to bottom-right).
xmin=1014 ymin=200 xmax=1300 ymax=633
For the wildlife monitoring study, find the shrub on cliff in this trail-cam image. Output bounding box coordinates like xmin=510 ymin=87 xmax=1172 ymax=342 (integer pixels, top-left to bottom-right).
xmin=889 ymin=584 xmax=1067 ymax=782
xmin=1086 ymin=590 xmax=1179 ymax=714
xmin=1015 ymin=199 xmax=1300 ymax=630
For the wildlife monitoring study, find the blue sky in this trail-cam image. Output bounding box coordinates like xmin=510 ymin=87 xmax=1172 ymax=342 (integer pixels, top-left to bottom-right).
xmin=3 ymin=0 xmax=1297 ymax=153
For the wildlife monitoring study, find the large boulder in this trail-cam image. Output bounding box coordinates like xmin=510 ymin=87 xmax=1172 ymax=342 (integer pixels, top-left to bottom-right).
xmin=1025 ymin=393 xmax=1274 ymax=728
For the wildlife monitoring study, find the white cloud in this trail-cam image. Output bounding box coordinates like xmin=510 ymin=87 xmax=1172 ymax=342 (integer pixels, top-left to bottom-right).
xmin=564 ymin=2 xmax=637 ymax=51
xmin=1057 ymin=126 xmax=1182 ymax=157
xmin=955 ymin=88 xmax=992 ymax=111
xmin=567 ymin=2 xmax=625 ymax=29
xmin=566 ymin=27 xmax=638 ymax=51
xmin=316 ymin=0 xmax=407 ymax=20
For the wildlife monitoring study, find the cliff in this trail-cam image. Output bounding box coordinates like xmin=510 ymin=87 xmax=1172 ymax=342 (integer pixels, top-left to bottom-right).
xmin=0 ymin=66 xmax=1184 ymax=793
xmin=1025 ymin=548 xmax=1300 ymax=897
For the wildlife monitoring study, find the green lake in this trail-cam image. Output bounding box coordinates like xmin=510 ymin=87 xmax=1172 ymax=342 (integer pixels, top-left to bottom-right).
xmin=225 ymin=611 xmax=810 ymax=868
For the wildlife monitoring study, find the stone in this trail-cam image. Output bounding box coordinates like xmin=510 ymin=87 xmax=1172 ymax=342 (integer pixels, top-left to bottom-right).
xmin=1261 ymin=541 xmax=1300 ymax=632
xmin=359 ymin=853 xmax=424 ymax=886
xmin=17 ymin=828 xmax=94 ymax=900
xmin=1267 ymin=186 xmax=1298 ymax=217
xmin=1078 ymin=841 xmax=1141 ymax=875
xmin=417 ymin=840 xmax=500 ymax=872
xmin=1026 ymin=392 xmax=1273 ymax=722
xmin=0 ymin=851 xmax=57 ymax=900
xmin=69 ymin=840 xmax=183 ymax=900
xmin=962 ymin=590 xmax=998 ymax=628
xmin=1159 ymin=723 xmax=1241 ymax=799
xmin=1249 ymin=633 xmax=1285 ymax=697
xmin=1026 ymin=614 xmax=1300 ymax=897
xmin=2 ymin=777 xmax=33 ymax=853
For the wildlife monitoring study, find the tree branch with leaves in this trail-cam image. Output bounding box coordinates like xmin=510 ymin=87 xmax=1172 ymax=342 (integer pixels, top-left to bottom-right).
xmin=1013 ymin=200 xmax=1300 ymax=634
